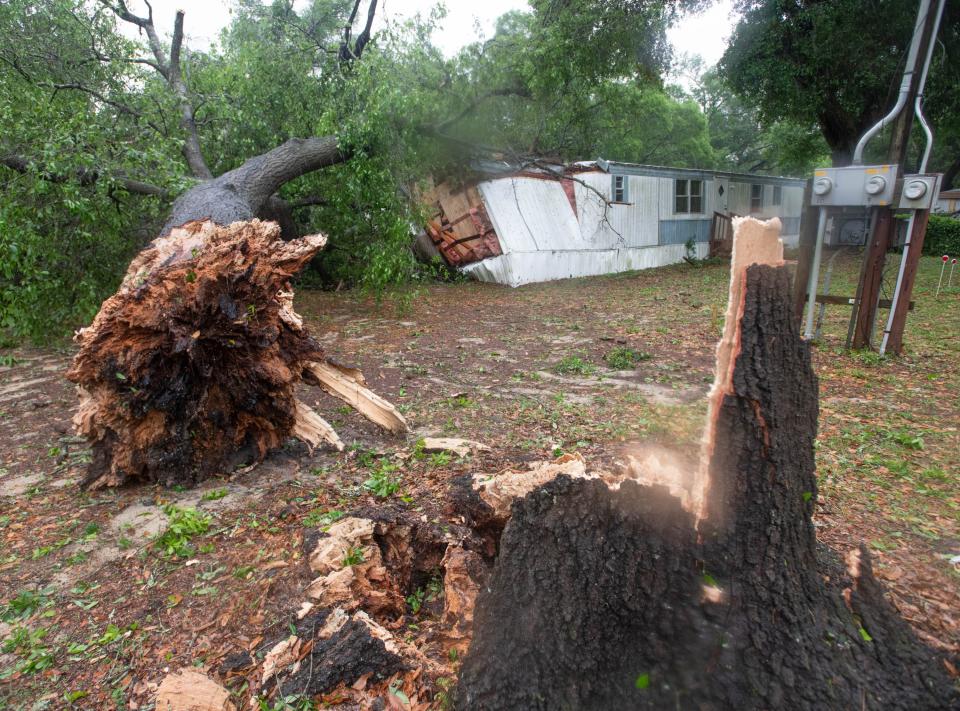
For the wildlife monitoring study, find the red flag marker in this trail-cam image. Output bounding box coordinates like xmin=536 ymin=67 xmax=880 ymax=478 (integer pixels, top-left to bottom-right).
xmin=937 ymin=255 xmax=950 ymax=296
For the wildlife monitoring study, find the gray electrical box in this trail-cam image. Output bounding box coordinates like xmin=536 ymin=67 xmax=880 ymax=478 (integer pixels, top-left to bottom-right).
xmin=810 ymin=165 xmax=899 ymax=207
xmin=897 ymin=173 xmax=941 ymax=210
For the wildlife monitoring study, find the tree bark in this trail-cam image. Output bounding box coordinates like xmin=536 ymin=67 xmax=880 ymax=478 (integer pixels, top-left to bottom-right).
xmin=161 ymin=136 xmax=347 ymax=236
xmin=942 ymin=154 xmax=960 ymax=190
xmin=455 ymin=220 xmax=957 ymax=710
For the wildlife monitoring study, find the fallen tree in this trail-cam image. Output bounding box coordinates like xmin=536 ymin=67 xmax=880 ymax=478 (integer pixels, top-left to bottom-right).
xmin=67 ymin=219 xmax=406 ymax=488
xmin=456 ymin=217 xmax=958 ymax=709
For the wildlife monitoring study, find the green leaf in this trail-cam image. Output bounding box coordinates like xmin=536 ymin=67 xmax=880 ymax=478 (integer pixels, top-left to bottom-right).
xmin=635 ymin=673 xmax=650 ymax=690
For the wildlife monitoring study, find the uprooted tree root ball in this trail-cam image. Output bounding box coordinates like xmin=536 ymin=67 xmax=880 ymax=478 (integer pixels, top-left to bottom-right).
xmin=67 ymin=219 xmax=405 ymax=489
xmin=456 ymin=219 xmax=959 ymax=710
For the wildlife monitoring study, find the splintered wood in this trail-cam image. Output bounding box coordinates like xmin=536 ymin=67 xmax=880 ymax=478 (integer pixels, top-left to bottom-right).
xmin=694 ymin=215 xmax=784 ymax=518
xmin=67 ymin=219 xmax=406 ymax=488
xmin=457 ymin=215 xmax=957 ymax=709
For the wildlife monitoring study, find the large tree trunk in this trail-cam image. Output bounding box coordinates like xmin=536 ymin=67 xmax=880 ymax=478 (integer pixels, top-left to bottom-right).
xmin=456 ymin=218 xmax=957 ymax=710
xmin=67 ymin=218 xmax=405 ymax=489
xmin=161 ymin=136 xmax=347 ymax=236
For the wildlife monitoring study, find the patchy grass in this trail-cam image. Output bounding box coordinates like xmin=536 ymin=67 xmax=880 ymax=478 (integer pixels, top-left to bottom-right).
xmin=0 ymin=252 xmax=956 ymax=706
xmin=605 ymin=346 xmax=652 ymax=369
xmin=554 ymin=355 xmax=597 ymax=376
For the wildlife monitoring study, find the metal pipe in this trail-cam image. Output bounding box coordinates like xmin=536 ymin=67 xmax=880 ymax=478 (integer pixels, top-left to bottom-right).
xmin=914 ymin=0 xmax=945 ymax=173
xmin=815 ymin=248 xmax=843 ymax=341
xmin=804 ymin=208 xmax=829 ymax=339
xmin=879 ymin=0 xmax=946 ymax=355
xmin=852 ymin=0 xmax=932 ymax=165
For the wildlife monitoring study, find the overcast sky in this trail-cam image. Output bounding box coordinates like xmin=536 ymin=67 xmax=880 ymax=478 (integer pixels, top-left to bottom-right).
xmin=119 ymin=0 xmax=737 ymax=67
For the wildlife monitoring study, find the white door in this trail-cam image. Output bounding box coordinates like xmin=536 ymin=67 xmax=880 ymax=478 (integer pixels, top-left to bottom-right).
xmin=716 ymin=177 xmax=729 ymax=214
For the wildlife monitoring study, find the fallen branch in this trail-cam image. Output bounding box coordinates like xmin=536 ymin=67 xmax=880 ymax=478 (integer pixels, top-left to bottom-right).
xmin=304 ymin=360 xmax=408 ymax=435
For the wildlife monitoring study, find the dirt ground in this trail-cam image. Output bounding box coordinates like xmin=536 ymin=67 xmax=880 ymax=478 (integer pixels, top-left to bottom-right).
xmin=0 ymin=252 xmax=957 ymax=709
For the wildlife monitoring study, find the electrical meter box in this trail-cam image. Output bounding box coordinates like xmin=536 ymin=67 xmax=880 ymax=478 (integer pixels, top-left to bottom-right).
xmin=897 ymin=173 xmax=941 ymax=210
xmin=810 ymin=165 xmax=899 ymax=207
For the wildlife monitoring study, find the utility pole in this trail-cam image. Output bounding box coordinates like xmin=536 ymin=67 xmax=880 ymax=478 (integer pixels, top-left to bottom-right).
xmin=852 ymin=0 xmax=942 ymax=349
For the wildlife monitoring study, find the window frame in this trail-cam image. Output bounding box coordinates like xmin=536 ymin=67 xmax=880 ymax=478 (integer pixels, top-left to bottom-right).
xmin=750 ymin=183 xmax=764 ymax=213
xmin=772 ymin=185 xmax=782 ymax=207
xmin=675 ymin=178 xmax=704 ymax=214
xmin=612 ymin=174 xmax=629 ymax=203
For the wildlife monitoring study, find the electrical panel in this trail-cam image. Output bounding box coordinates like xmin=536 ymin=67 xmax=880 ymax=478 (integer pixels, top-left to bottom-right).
xmin=810 ymin=165 xmax=899 ymax=207
xmin=897 ymin=173 xmax=941 ymax=210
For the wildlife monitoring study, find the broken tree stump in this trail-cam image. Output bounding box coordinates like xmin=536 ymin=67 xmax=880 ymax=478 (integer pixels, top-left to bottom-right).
xmin=456 ymin=218 xmax=957 ymax=710
xmin=67 ymin=219 xmax=406 ymax=488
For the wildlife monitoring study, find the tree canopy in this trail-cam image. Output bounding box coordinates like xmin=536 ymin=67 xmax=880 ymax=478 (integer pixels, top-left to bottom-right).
xmin=2 ymin=0 xmax=957 ymax=344
xmin=720 ymin=0 xmax=960 ymax=170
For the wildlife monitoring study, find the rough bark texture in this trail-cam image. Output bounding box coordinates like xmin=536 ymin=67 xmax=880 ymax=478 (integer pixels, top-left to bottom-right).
xmin=66 ymin=219 xmax=327 ymax=488
xmin=161 ymin=137 xmax=345 ymax=236
xmin=456 ymin=264 xmax=957 ymax=710
xmin=281 ymin=617 xmax=406 ymax=696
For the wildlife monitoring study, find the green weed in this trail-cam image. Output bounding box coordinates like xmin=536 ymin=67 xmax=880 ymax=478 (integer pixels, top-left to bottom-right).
xmin=342 ymin=546 xmax=365 ymax=567
xmin=154 ymin=505 xmax=212 ymax=558
xmin=302 ymin=508 xmax=345 ymax=529
xmin=605 ymin=346 xmax=652 ymax=369
xmin=555 ymin=355 xmax=596 ymax=376
xmin=363 ymin=460 xmax=401 ymax=498
xmin=201 ymin=487 xmax=228 ymax=501
xmin=1 ymin=625 xmax=54 ymax=677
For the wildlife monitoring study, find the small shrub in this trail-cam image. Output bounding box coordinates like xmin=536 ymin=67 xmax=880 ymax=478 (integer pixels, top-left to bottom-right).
xmin=428 ymin=451 xmax=452 ymax=467
xmin=1 ymin=587 xmax=54 ymax=623
xmin=0 ymin=625 xmax=54 ymax=677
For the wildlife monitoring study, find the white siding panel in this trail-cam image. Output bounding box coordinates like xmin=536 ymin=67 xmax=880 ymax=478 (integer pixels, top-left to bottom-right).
xmin=728 ymin=181 xmax=752 ymax=215
xmin=478 ymin=178 xmax=581 ymax=254
xmin=575 ymin=173 xmax=616 ymax=246
xmin=784 ymin=186 xmax=804 ymax=216
xmin=659 ymin=177 xmax=674 ymax=218
xmin=575 ymin=174 xmax=659 ymax=248
xmin=462 ymin=243 xmax=710 ymax=287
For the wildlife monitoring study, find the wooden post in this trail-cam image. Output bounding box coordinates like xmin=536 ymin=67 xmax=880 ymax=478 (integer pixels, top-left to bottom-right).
xmin=792 ymin=179 xmax=816 ymax=323
xmin=883 ymin=209 xmax=930 ymax=354
xmin=852 ymin=208 xmax=893 ymax=349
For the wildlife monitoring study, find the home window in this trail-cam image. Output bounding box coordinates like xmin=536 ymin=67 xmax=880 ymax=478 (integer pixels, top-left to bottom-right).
xmin=772 ymin=185 xmax=782 ymax=206
xmin=750 ymin=184 xmax=763 ymax=212
xmin=612 ymin=175 xmax=628 ymax=203
xmin=675 ymin=179 xmax=703 ymax=214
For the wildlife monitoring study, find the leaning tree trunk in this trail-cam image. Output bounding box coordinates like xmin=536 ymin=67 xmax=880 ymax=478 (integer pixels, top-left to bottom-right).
xmin=456 ymin=218 xmax=957 ymax=710
xmin=67 ymin=219 xmax=405 ymax=489
xmin=160 ymin=136 xmax=347 ymax=237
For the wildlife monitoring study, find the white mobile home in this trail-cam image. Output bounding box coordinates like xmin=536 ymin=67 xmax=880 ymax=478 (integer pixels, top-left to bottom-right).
xmin=422 ymin=159 xmax=806 ymax=287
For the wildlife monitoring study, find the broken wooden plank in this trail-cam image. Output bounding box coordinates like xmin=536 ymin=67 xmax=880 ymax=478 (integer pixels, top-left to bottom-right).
xmin=304 ymin=361 xmax=408 ymax=435
xmin=293 ymin=400 xmax=344 ymax=452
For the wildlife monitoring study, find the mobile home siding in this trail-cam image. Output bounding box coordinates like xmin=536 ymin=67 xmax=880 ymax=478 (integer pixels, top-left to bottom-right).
xmin=659 ymin=219 xmax=712 ymax=245
xmin=453 ymin=160 xmax=805 ymax=286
